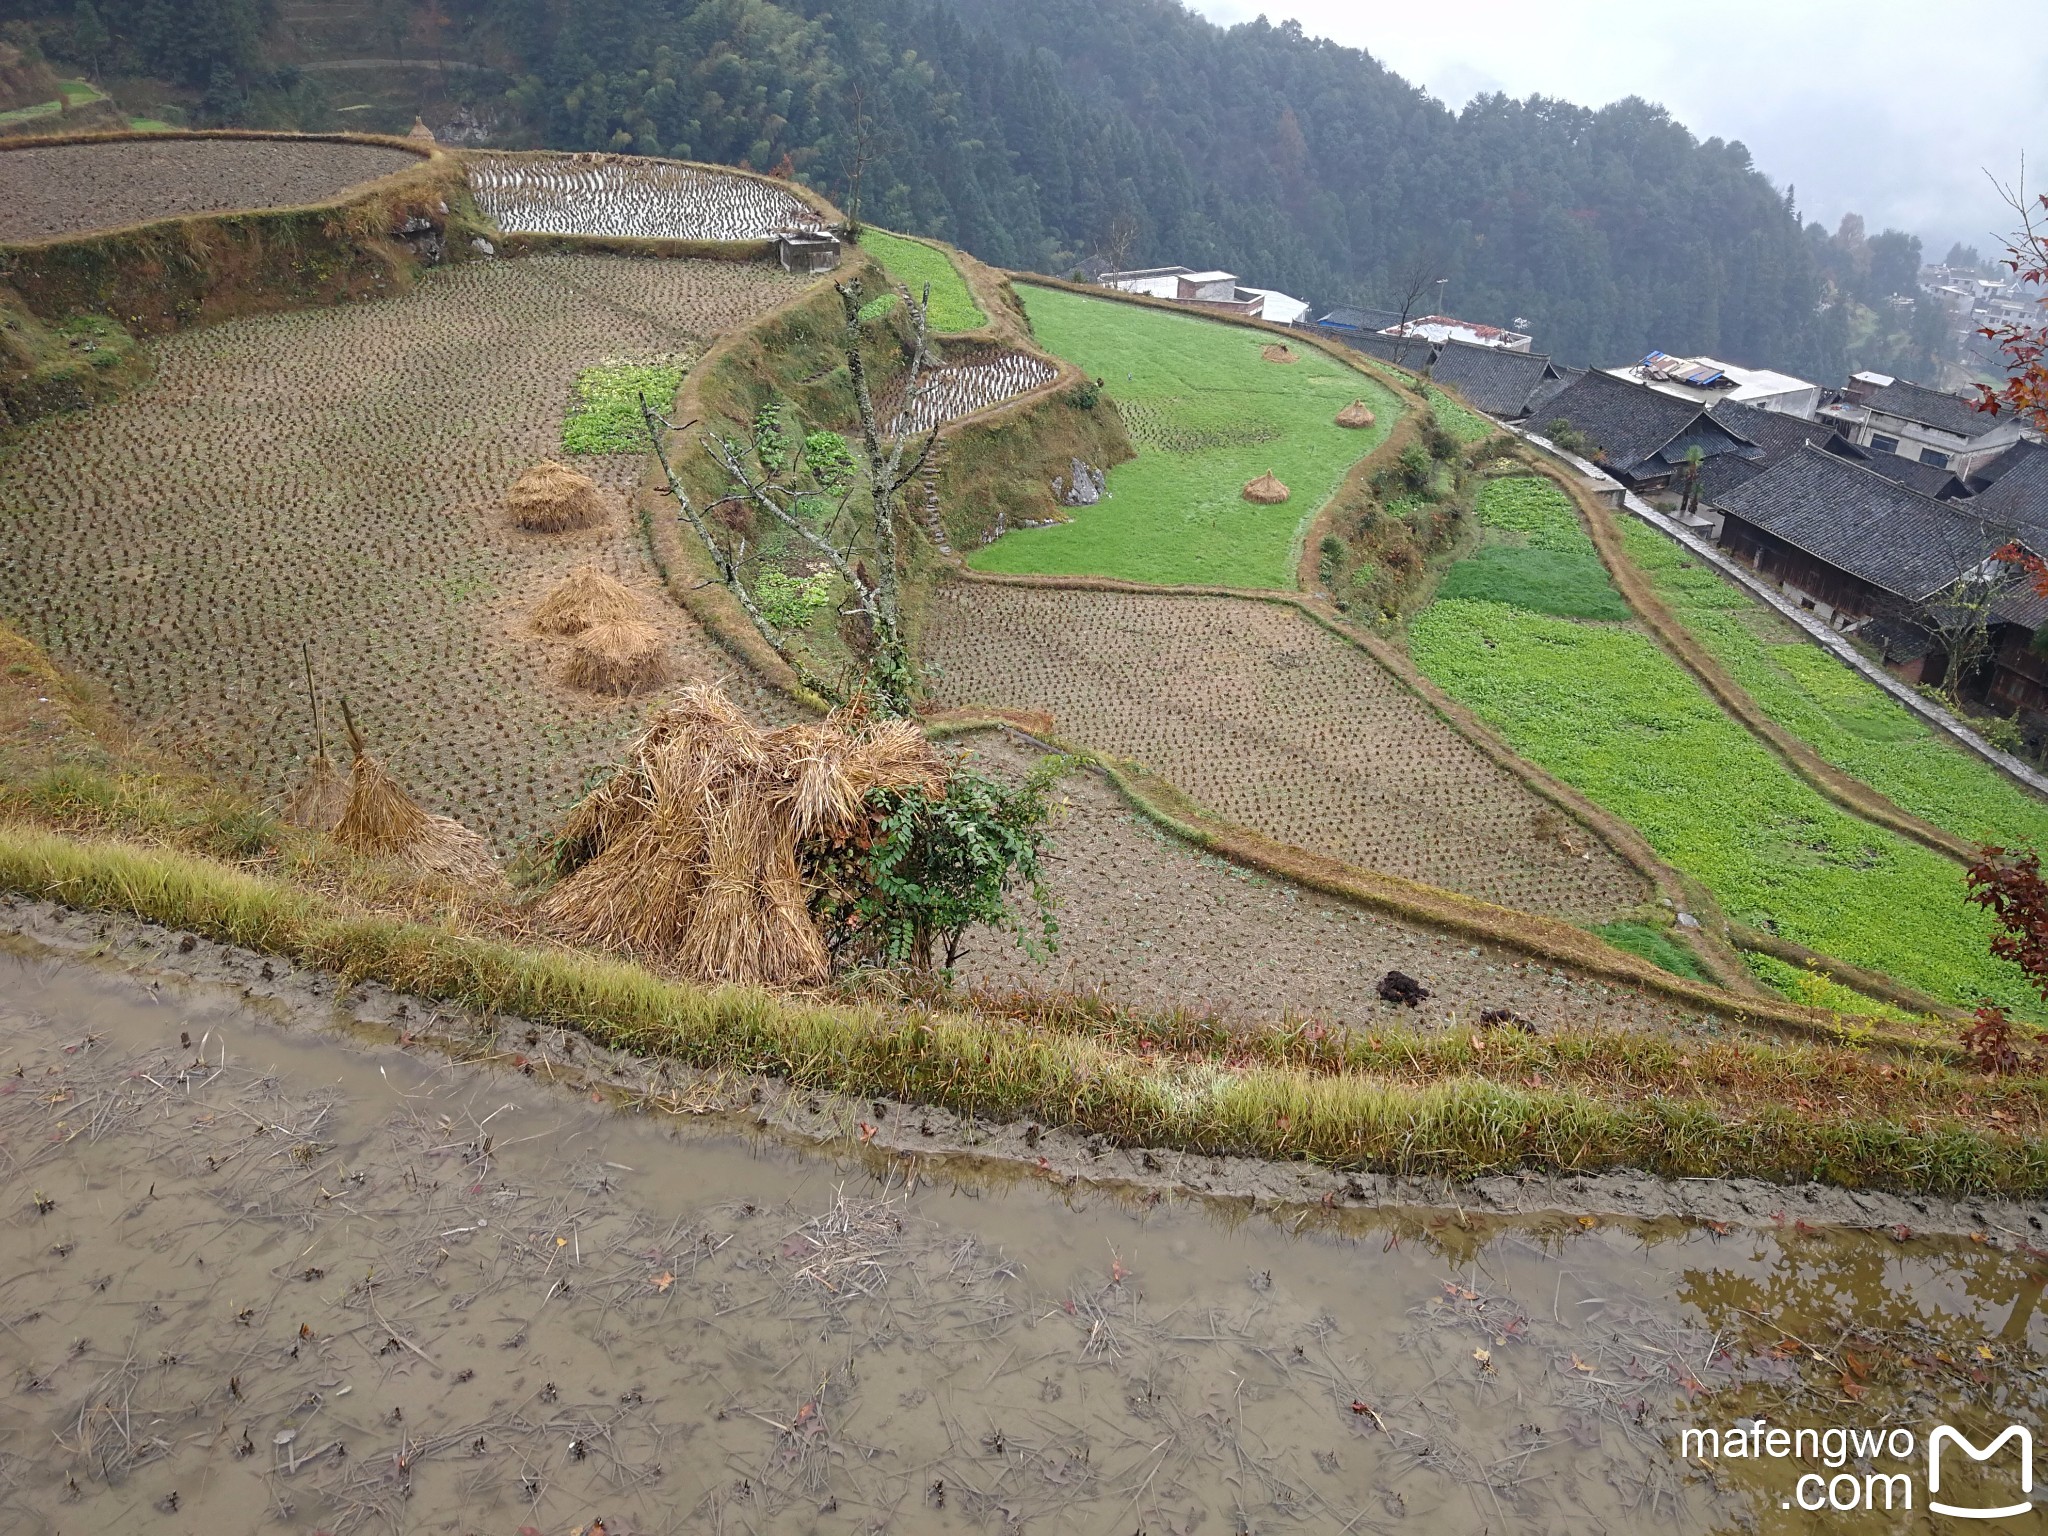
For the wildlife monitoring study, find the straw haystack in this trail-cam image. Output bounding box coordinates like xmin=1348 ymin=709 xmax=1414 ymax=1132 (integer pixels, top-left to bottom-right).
xmin=1260 ymin=342 xmax=1296 ymax=363
xmin=1242 ymin=470 xmax=1290 ymax=504
xmin=542 ymin=686 xmax=947 ymax=986
xmin=282 ymin=753 xmax=348 ymax=833
xmin=532 ymin=565 xmax=641 ymax=637
xmin=562 ymin=619 xmax=669 ymax=695
xmin=1336 ymin=400 xmax=1377 ymax=429
xmin=508 ymin=460 xmax=605 ymax=533
xmin=408 ymin=117 xmax=436 ymax=142
xmin=332 ymin=738 xmax=498 ymax=886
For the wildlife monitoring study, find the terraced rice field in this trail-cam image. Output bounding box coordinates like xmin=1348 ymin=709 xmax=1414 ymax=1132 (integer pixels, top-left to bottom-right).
xmin=972 ymin=284 xmax=1402 ymax=588
xmin=1409 ymin=477 xmax=2031 ymax=1015
xmin=0 ymin=137 xmax=423 ymax=242
xmin=955 ymin=731 xmax=1701 ymax=1031
xmin=0 ymin=254 xmax=807 ymax=849
xmin=888 ymin=346 xmax=1058 ymax=432
xmin=922 ymin=583 xmax=1649 ymax=919
xmin=468 ymin=154 xmax=822 ymax=241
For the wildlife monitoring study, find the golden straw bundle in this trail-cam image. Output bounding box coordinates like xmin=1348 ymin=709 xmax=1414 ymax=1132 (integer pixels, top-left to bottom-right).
xmin=332 ymin=746 xmax=499 ymax=886
xmin=542 ymin=685 xmax=947 ymax=986
xmin=532 ymin=565 xmax=642 ymax=636
xmin=561 ymin=619 xmax=669 ymax=695
xmin=507 ymin=459 xmax=605 ymax=532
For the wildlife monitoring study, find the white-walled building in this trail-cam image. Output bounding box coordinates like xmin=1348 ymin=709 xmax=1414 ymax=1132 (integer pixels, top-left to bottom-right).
xmin=1817 ymin=371 xmax=2032 ymax=477
xmin=1602 ymin=351 xmax=1821 ymax=418
xmin=1098 ymin=266 xmax=1308 ymax=324
xmin=1379 ymin=314 xmax=1532 ymax=351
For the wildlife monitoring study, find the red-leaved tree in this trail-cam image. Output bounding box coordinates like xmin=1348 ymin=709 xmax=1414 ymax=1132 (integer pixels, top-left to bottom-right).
xmin=1963 ymin=846 xmax=2048 ymax=1073
xmin=1971 ymin=186 xmax=2048 ymax=435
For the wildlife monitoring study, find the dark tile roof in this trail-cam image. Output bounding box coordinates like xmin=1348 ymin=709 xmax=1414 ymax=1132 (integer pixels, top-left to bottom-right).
xmin=1305 ymin=325 xmax=1430 ymax=369
xmin=1316 ymin=305 xmax=1407 ymax=332
xmin=1862 ymin=376 xmax=2001 ymax=438
xmin=1534 ymin=369 xmax=1755 ymax=476
xmin=1967 ymin=438 xmax=2048 ymax=493
xmin=1426 ymin=339 xmax=1563 ymax=419
xmin=1972 ymin=447 xmax=2048 ymax=536
xmin=1850 ymin=448 xmax=1964 ymax=499
xmin=1717 ymin=444 xmax=2016 ymax=602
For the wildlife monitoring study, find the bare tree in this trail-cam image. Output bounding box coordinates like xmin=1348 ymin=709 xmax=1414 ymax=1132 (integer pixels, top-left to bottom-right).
xmin=1097 ymin=209 xmax=1142 ymax=277
xmin=1383 ymin=246 xmax=1448 ymax=370
xmin=1908 ymin=510 xmax=2030 ymax=707
xmin=643 ymin=280 xmax=941 ymax=715
xmin=841 ymin=83 xmax=893 ymax=238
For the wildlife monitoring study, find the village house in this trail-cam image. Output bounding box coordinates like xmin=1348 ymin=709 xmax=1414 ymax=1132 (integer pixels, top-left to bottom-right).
xmin=1379 ymin=313 xmax=1533 ymax=352
xmin=1098 ymin=266 xmax=1307 ymax=324
xmin=1713 ymin=446 xmax=2018 ymax=687
xmin=1529 ymin=368 xmax=1759 ymax=495
xmin=1602 ymin=350 xmax=1820 ymax=418
xmin=1425 ymin=339 xmax=1579 ymax=421
xmin=1816 ymin=371 xmax=2030 ymax=476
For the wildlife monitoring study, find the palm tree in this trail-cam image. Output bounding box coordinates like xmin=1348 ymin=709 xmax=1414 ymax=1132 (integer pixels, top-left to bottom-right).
xmin=1681 ymin=444 xmax=1705 ymax=517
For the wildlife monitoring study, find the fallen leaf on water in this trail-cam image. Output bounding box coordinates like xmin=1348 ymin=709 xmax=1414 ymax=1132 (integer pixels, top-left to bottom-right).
xmin=1472 ymin=1348 xmax=1492 ymax=1369
xmin=1576 ymin=1216 xmax=1598 ymax=1229
xmin=652 ymin=1271 xmax=675 ymax=1293
xmin=1569 ymin=1354 xmax=1593 ymax=1373
xmin=1977 ymin=1344 xmax=1995 ymax=1361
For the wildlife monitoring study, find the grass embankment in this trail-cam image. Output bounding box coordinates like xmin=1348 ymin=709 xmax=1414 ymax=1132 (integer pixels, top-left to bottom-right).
xmin=1409 ymin=477 xmax=2032 ymax=1017
xmin=1617 ymin=517 xmax=2048 ymax=851
xmin=969 ymin=283 xmax=1400 ymax=589
xmin=857 ymin=228 xmax=987 ymax=333
xmin=1426 ymin=384 xmax=1494 ymax=445
xmin=3 ymin=821 xmax=2046 ymax=1196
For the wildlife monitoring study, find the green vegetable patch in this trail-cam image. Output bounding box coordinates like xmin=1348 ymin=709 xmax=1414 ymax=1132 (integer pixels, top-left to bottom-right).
xmin=1434 ymin=475 xmax=1629 ymax=620
xmin=974 ymin=284 xmax=1401 ymax=588
xmin=1409 ymin=596 xmax=2034 ymax=1016
xmin=562 ymin=358 xmax=688 ymax=454
xmin=1619 ymin=517 xmax=2048 ymax=851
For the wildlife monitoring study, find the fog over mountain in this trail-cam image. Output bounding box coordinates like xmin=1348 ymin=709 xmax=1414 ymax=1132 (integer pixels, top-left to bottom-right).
xmin=1195 ymin=0 xmax=2047 ymax=257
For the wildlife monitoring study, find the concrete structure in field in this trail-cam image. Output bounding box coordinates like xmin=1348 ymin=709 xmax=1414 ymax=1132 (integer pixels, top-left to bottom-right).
xmin=1817 ymin=371 xmax=2030 ymax=477
xmin=1097 ymin=266 xmax=1306 ymax=324
xmin=1603 ymin=351 xmax=1820 ymax=418
xmin=1379 ymin=313 xmax=1533 ymax=352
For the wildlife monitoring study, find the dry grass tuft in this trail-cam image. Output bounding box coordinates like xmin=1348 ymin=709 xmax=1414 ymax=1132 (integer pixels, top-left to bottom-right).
xmin=531 ymin=564 xmax=642 ymax=637
xmin=1242 ymin=470 xmax=1290 ymax=504
xmin=1260 ymin=342 xmax=1297 ymax=363
xmin=332 ymin=744 xmax=498 ymax=886
xmin=1336 ymin=400 xmax=1377 ymax=429
xmin=542 ymin=685 xmax=946 ymax=986
xmin=280 ymin=754 xmax=348 ymax=833
xmin=561 ymin=619 xmax=670 ymax=695
xmin=507 ymin=459 xmax=606 ymax=533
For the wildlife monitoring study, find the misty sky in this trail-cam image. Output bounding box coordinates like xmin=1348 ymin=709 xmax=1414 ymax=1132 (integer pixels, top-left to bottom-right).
xmin=1194 ymin=1 xmax=2046 ymax=260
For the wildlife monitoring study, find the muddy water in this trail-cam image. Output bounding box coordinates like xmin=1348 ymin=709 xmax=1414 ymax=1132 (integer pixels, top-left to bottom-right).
xmin=0 ymin=948 xmax=2043 ymax=1536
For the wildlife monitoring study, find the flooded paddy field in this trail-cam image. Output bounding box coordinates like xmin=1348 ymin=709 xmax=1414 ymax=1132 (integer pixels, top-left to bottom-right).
xmin=1 ymin=910 xmax=2044 ymax=1534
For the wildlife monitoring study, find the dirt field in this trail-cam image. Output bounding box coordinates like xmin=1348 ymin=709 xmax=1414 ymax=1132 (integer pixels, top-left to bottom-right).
xmin=922 ymin=585 xmax=1649 ymax=920
xmin=0 ymin=253 xmax=809 ymax=849
xmin=0 ymin=137 xmax=422 ymax=241
xmin=6 ymin=928 xmax=2037 ymax=1534
xmin=952 ymin=732 xmax=1700 ymax=1033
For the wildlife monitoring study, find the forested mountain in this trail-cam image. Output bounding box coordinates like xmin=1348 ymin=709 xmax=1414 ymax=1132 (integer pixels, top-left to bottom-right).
xmin=18 ymin=0 xmax=1841 ymax=373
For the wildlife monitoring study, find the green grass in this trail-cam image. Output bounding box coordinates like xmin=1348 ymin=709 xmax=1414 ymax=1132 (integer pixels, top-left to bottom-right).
xmin=1426 ymin=384 xmax=1494 ymax=444
xmin=1591 ymin=920 xmax=1711 ymax=983
xmin=2 ymin=820 xmax=2045 ymax=1194
xmin=126 ymin=117 xmax=176 ymax=132
xmin=1742 ymin=952 xmax=1925 ymax=1026
xmin=857 ymin=228 xmax=986 ymax=333
xmin=1438 ymin=546 xmax=1630 ymax=620
xmin=561 ymin=358 xmax=688 ymax=454
xmin=1434 ymin=475 xmax=1630 ymax=619
xmin=1410 ymin=596 xmax=2035 ymax=1016
xmin=972 ymin=284 xmax=1402 ymax=588
xmin=1619 ymin=517 xmax=2048 ymax=851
